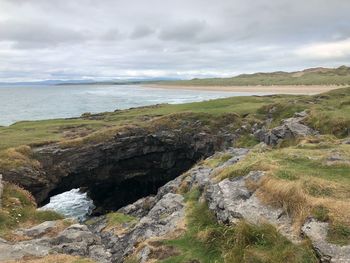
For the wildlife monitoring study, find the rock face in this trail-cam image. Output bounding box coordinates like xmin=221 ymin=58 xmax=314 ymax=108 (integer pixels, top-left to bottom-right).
xmin=1 ymin=146 xmax=349 ymax=263
xmin=90 ymin=189 xmax=186 ymax=262
xmin=254 ymin=111 xmax=317 ymax=145
xmin=2 ymin=124 xmax=234 ymax=212
xmin=204 ymin=171 xmax=299 ymax=243
xmin=15 ymin=220 xmax=58 ymax=238
xmin=302 ymin=219 xmax=350 ymax=263
xmin=0 ymin=223 xmax=112 ymax=262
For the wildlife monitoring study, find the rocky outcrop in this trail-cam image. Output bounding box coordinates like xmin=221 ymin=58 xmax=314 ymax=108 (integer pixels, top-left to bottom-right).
xmin=2 ymin=123 xmax=234 ymax=212
xmin=204 ymin=171 xmax=299 ymax=243
xmin=2 ymin=146 xmax=349 ymax=262
xmin=254 ymin=111 xmax=317 ymax=145
xmin=0 ymin=223 xmax=112 ymax=262
xmin=15 ymin=220 xmax=58 ymax=238
xmin=90 ymin=190 xmax=186 ymax=262
xmin=302 ymin=219 xmax=350 ymax=263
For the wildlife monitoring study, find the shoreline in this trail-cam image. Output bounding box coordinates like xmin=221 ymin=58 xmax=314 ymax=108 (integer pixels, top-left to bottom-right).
xmin=144 ymin=84 xmax=345 ymax=94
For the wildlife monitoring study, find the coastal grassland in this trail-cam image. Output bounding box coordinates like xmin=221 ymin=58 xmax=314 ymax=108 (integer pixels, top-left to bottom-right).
xmin=0 ymin=87 xmax=349 ymax=152
xmin=160 ymin=189 xmax=317 ymax=263
xmin=0 ymin=95 xmax=276 ymax=150
xmin=157 ymin=66 xmax=350 ymax=86
xmin=0 ymin=87 xmax=349 ymax=175
xmin=214 ymin=136 xmax=350 ymax=244
xmin=0 ymin=182 xmax=65 ymax=240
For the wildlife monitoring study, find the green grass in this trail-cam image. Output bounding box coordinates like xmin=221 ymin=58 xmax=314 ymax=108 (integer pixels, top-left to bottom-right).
xmin=327 ymin=223 xmax=350 ymax=245
xmin=106 ymin=212 xmax=138 ymax=228
xmin=312 ymin=206 xmax=330 ymax=222
xmin=235 ymin=133 xmax=260 ymax=148
xmin=160 ymin=189 xmax=317 ymax=263
xmin=158 ymin=66 xmax=350 ymax=86
xmin=202 ymin=153 xmax=233 ymax=168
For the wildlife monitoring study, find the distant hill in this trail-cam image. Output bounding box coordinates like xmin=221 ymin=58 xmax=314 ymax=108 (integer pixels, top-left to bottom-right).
xmin=158 ymin=66 xmax=350 ymax=86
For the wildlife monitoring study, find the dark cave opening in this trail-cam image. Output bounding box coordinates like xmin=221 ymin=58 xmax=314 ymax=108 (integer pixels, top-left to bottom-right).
xmin=41 ymin=153 xmax=196 ymax=215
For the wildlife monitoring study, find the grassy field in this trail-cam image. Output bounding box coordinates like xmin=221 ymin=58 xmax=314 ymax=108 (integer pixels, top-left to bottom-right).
xmin=157 ymin=66 xmax=350 ymax=86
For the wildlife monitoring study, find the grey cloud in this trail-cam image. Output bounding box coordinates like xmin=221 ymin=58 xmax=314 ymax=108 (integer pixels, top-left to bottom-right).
xmin=101 ymin=28 xmax=124 ymax=41
xmin=130 ymin=25 xmax=154 ymax=39
xmin=0 ymin=0 xmax=350 ymax=81
xmin=159 ymin=20 xmax=207 ymax=42
xmin=0 ymin=20 xmax=88 ymax=48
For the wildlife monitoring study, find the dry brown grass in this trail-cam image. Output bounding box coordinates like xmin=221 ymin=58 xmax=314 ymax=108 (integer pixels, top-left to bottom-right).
xmin=214 ymin=136 xmax=350 ymax=229
xmin=0 ymin=146 xmax=41 ymax=170
xmin=257 ymin=177 xmax=310 ymax=228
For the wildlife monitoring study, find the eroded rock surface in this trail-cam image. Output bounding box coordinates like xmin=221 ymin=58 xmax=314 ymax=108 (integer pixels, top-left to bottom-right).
xmin=205 ymin=171 xmax=299 ymax=242
xmin=91 ymin=191 xmax=186 ymax=262
xmin=302 ymin=219 xmax=350 ymax=263
xmin=0 ymin=223 xmax=112 ymax=262
xmin=2 ymin=145 xmax=349 ymax=263
xmin=254 ymin=111 xmax=317 ymax=145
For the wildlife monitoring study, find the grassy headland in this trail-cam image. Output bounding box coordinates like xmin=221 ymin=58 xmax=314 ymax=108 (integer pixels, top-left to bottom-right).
xmin=0 ymin=87 xmax=349 ymax=262
xmin=155 ymin=66 xmax=350 ymax=86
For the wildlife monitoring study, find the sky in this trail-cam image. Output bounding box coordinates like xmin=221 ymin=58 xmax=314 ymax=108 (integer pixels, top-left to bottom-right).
xmin=0 ymin=0 xmax=350 ymax=82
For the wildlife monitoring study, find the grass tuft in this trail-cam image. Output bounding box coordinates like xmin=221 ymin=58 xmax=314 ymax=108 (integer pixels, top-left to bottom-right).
xmin=0 ymin=182 xmax=64 ymax=239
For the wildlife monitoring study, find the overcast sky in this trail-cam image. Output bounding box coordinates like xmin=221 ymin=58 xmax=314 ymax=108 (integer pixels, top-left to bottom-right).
xmin=1 ymin=0 xmax=350 ymax=82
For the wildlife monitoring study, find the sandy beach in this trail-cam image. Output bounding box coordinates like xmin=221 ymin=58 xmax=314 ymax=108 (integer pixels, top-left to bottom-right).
xmin=145 ymin=84 xmax=345 ymax=94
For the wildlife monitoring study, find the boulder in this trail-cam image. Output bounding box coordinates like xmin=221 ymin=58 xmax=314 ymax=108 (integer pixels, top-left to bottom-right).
xmin=302 ymin=219 xmax=350 ymax=263
xmin=0 ymin=238 xmax=51 ymax=261
xmin=204 ymin=171 xmax=299 ymax=242
xmin=15 ymin=220 xmax=58 ymax=238
xmin=118 ymin=196 xmax=157 ymax=218
xmin=254 ymin=111 xmax=317 ymax=146
xmin=0 ymin=223 xmax=112 ymax=262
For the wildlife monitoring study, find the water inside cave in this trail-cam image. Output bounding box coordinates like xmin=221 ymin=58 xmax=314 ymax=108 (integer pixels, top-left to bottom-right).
xmin=39 ymin=188 xmax=95 ymax=221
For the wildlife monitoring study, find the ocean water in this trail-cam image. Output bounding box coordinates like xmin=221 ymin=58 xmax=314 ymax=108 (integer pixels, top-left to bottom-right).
xmin=39 ymin=189 xmax=95 ymax=221
xmin=0 ymin=84 xmax=268 ymax=126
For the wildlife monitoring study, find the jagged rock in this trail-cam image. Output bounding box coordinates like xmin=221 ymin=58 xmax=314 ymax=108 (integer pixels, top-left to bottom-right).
xmin=254 ymin=111 xmax=316 ymax=145
xmin=95 ymin=192 xmax=185 ymax=261
xmin=88 ymin=245 xmax=112 ymax=262
xmin=302 ymin=219 xmax=350 ymax=263
xmin=184 ymin=148 xmax=249 ymax=191
xmin=118 ymin=196 xmax=157 ymax=218
xmin=15 ymin=220 xmax=58 ymax=238
xmin=0 ymin=238 xmax=51 ymax=261
xmin=204 ymin=171 xmax=299 ymax=242
xmin=125 ymin=193 xmax=184 ymax=249
xmin=138 ymin=245 xmax=151 ymax=263
xmin=0 ymin=223 xmax=112 ymax=262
